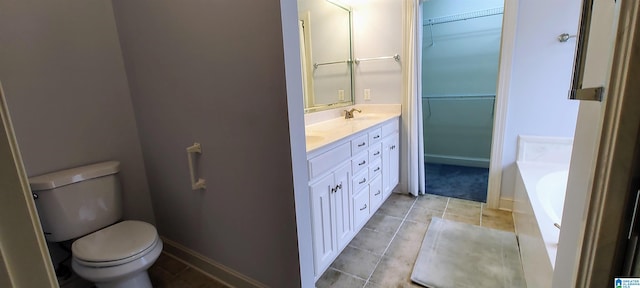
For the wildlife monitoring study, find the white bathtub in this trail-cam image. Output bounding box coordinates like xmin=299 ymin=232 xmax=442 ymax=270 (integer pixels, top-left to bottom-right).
xmin=514 ymin=162 xmax=569 ymax=288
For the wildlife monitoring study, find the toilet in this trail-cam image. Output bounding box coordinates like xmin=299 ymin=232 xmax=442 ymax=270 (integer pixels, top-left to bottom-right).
xmin=30 ymin=161 xmax=162 ymax=288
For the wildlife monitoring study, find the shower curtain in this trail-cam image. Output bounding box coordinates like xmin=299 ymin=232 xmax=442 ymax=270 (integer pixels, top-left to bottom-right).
xmin=402 ymin=0 xmax=425 ymax=196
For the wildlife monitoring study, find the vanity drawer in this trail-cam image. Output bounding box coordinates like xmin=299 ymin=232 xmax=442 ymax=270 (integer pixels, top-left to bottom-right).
xmin=369 ymin=142 xmax=382 ymax=162
xmin=308 ymin=142 xmax=351 ymax=179
xmin=368 ymin=128 xmax=382 ymax=144
xmin=352 ymin=152 xmax=368 ymax=175
xmin=369 ymin=159 xmax=382 ymax=180
xmin=381 ymin=119 xmax=399 ymax=137
xmin=352 ymin=169 xmax=368 ymax=194
xmin=353 ymin=187 xmax=370 ymax=229
xmin=369 ymin=176 xmax=383 ymax=211
xmin=351 ymin=134 xmax=369 ymax=156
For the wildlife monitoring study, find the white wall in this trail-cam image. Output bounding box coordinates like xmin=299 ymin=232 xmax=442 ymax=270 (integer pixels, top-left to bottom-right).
xmin=352 ymin=0 xmax=404 ymax=104
xmin=500 ymin=0 xmax=581 ymax=201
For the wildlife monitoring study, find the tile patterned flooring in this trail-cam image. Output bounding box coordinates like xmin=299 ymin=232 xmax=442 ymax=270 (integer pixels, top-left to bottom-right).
xmin=59 ymin=252 xmax=228 ymax=288
xmin=316 ymin=193 xmax=515 ymax=288
xmin=148 ymin=253 xmax=229 ymax=288
xmin=61 ymin=193 xmax=512 ymax=288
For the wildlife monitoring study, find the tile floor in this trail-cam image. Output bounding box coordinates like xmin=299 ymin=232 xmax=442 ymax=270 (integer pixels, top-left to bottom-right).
xmin=316 ymin=193 xmax=515 ymax=288
xmin=59 ymin=252 xmax=228 ymax=288
xmin=148 ymin=253 xmax=229 ymax=288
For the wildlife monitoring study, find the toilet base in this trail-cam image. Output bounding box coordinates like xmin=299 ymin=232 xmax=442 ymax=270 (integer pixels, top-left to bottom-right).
xmin=95 ymin=271 xmax=151 ymax=288
xmin=72 ymin=238 xmax=162 ymax=288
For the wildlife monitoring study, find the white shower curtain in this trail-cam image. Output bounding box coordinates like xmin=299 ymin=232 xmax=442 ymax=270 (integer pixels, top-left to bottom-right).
xmin=402 ymin=0 xmax=425 ymax=196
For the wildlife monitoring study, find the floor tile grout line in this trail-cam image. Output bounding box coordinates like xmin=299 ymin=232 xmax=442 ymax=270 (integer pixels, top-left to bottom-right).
xmin=441 ymin=197 xmax=450 ymax=218
xmin=327 ymin=267 xmax=369 ymax=282
xmin=346 ymin=244 xmax=384 ymax=257
xmin=363 ymin=195 xmax=419 ymax=287
xmin=481 ymin=203 xmax=485 ymax=227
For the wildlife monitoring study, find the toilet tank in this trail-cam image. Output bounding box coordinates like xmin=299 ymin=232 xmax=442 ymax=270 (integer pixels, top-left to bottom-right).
xmin=30 ymin=161 xmax=123 ymax=242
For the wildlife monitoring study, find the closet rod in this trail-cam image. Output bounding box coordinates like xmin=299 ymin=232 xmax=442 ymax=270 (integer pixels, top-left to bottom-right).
xmin=423 ymin=7 xmax=503 ymax=26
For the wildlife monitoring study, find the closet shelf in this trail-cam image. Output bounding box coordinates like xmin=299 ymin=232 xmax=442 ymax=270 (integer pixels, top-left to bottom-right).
xmin=423 ymin=7 xmax=504 ymax=26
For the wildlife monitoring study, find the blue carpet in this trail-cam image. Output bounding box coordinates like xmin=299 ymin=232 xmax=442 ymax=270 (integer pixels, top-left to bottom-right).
xmin=426 ymin=163 xmax=488 ymax=202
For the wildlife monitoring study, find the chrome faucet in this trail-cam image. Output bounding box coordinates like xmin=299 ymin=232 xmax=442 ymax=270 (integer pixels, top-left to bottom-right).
xmin=344 ymin=108 xmax=362 ymax=119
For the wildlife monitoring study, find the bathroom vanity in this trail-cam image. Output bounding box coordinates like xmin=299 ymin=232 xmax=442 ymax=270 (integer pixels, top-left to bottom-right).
xmin=305 ymin=110 xmax=400 ymax=279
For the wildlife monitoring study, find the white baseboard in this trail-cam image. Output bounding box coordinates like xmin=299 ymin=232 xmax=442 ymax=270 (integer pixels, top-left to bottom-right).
xmin=499 ymin=197 xmax=514 ymax=211
xmin=161 ymin=237 xmax=267 ymax=288
xmin=425 ymin=154 xmax=490 ymax=168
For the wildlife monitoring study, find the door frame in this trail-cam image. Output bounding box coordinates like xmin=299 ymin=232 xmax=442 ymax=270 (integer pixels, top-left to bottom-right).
xmin=0 ymin=82 xmax=58 ymax=287
xmin=572 ymin=0 xmax=640 ymax=285
xmin=486 ymin=0 xmax=519 ymax=209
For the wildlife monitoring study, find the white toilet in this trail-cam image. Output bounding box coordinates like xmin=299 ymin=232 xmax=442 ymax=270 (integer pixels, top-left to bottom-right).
xmin=30 ymin=161 xmax=162 ymax=288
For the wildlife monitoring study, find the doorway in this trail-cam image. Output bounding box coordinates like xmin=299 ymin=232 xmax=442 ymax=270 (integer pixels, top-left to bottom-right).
xmin=421 ymin=0 xmax=504 ymax=202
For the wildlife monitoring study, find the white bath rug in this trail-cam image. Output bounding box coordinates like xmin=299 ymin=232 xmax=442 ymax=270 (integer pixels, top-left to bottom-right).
xmin=411 ymin=217 xmax=526 ymax=288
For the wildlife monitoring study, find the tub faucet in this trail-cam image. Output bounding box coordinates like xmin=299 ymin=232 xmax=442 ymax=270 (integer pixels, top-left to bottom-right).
xmin=344 ymin=108 xmax=362 ymax=119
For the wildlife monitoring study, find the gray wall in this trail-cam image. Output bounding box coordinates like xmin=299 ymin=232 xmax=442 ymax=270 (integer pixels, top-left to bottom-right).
xmin=111 ymin=0 xmax=302 ymax=286
xmin=0 ymin=0 xmax=155 ymax=224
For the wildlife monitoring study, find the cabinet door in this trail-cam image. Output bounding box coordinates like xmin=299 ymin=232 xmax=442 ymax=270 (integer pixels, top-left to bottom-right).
xmin=382 ymin=133 xmax=400 ymax=198
xmin=353 ymin=187 xmax=370 ymax=230
xmin=333 ymin=164 xmax=352 ymax=250
xmin=309 ymin=175 xmax=336 ymax=276
xmin=369 ymin=176 xmax=383 ymax=212
xmin=388 ymin=133 xmax=400 ymax=195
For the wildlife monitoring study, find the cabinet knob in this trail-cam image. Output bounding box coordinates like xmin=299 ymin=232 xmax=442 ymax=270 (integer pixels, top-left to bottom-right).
xmin=360 ymin=204 xmax=368 ymax=211
xmin=358 ymin=160 xmax=366 ymax=166
xmin=359 ymin=178 xmax=366 ymax=184
xmin=374 ymin=190 xmax=381 ymax=196
xmin=374 ymin=151 xmax=380 ymax=156
xmin=358 ymin=142 xmax=366 ymax=147
xmin=374 ymin=167 xmax=380 ymax=172
xmin=336 ymin=183 xmax=342 ymax=190
xmin=373 ymin=135 xmax=380 ymax=139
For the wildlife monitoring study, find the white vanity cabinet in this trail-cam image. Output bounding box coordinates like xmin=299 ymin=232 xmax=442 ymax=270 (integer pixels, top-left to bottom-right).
xmin=309 ymin=162 xmax=351 ymax=276
xmin=382 ymin=122 xmax=399 ymax=198
xmin=307 ymin=116 xmax=400 ymax=279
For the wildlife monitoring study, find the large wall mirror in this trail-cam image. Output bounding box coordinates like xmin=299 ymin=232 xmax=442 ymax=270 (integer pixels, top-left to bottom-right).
xmin=297 ymin=0 xmax=354 ymax=113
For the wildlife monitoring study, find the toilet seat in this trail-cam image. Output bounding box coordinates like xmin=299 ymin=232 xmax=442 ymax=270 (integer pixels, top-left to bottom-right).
xmin=72 ymin=220 xmax=158 ymax=267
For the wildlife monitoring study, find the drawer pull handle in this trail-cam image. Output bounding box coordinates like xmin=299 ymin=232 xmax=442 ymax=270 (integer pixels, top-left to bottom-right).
xmin=358 ymin=142 xmax=366 ymax=147
xmin=373 ymin=151 xmax=380 ymax=156
xmin=373 ymin=135 xmax=380 ymax=139
xmin=374 ymin=190 xmax=381 ymax=196
xmin=336 ymin=183 xmax=342 ymax=190
xmin=330 ymin=186 xmax=336 ymax=193
xmin=374 ymin=167 xmax=380 ymax=172
xmin=360 ymin=204 xmax=368 ymax=211
xmin=359 ymin=178 xmax=367 ymax=184
xmin=358 ymin=160 xmax=366 ymax=166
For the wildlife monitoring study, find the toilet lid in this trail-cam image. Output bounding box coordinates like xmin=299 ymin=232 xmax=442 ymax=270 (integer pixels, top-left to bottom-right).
xmin=72 ymin=220 xmax=158 ymax=263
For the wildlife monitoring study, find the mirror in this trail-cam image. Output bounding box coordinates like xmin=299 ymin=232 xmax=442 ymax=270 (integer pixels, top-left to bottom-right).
xmin=297 ymin=0 xmax=354 ymax=113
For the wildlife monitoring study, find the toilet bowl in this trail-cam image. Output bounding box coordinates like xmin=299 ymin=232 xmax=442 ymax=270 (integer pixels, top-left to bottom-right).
xmin=29 ymin=161 xmax=162 ymax=288
xmin=71 ymin=221 xmax=163 ymax=288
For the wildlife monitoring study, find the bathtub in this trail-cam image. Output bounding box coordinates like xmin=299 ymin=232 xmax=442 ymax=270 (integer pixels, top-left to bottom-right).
xmin=514 ymin=161 xmax=569 ymax=288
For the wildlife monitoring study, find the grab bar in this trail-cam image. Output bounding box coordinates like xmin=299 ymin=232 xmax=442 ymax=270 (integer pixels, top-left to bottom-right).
xmin=186 ymin=142 xmax=206 ymax=190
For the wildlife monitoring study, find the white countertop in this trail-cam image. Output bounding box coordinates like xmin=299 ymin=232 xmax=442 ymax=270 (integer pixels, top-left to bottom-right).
xmin=305 ymin=112 xmax=401 ymax=153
